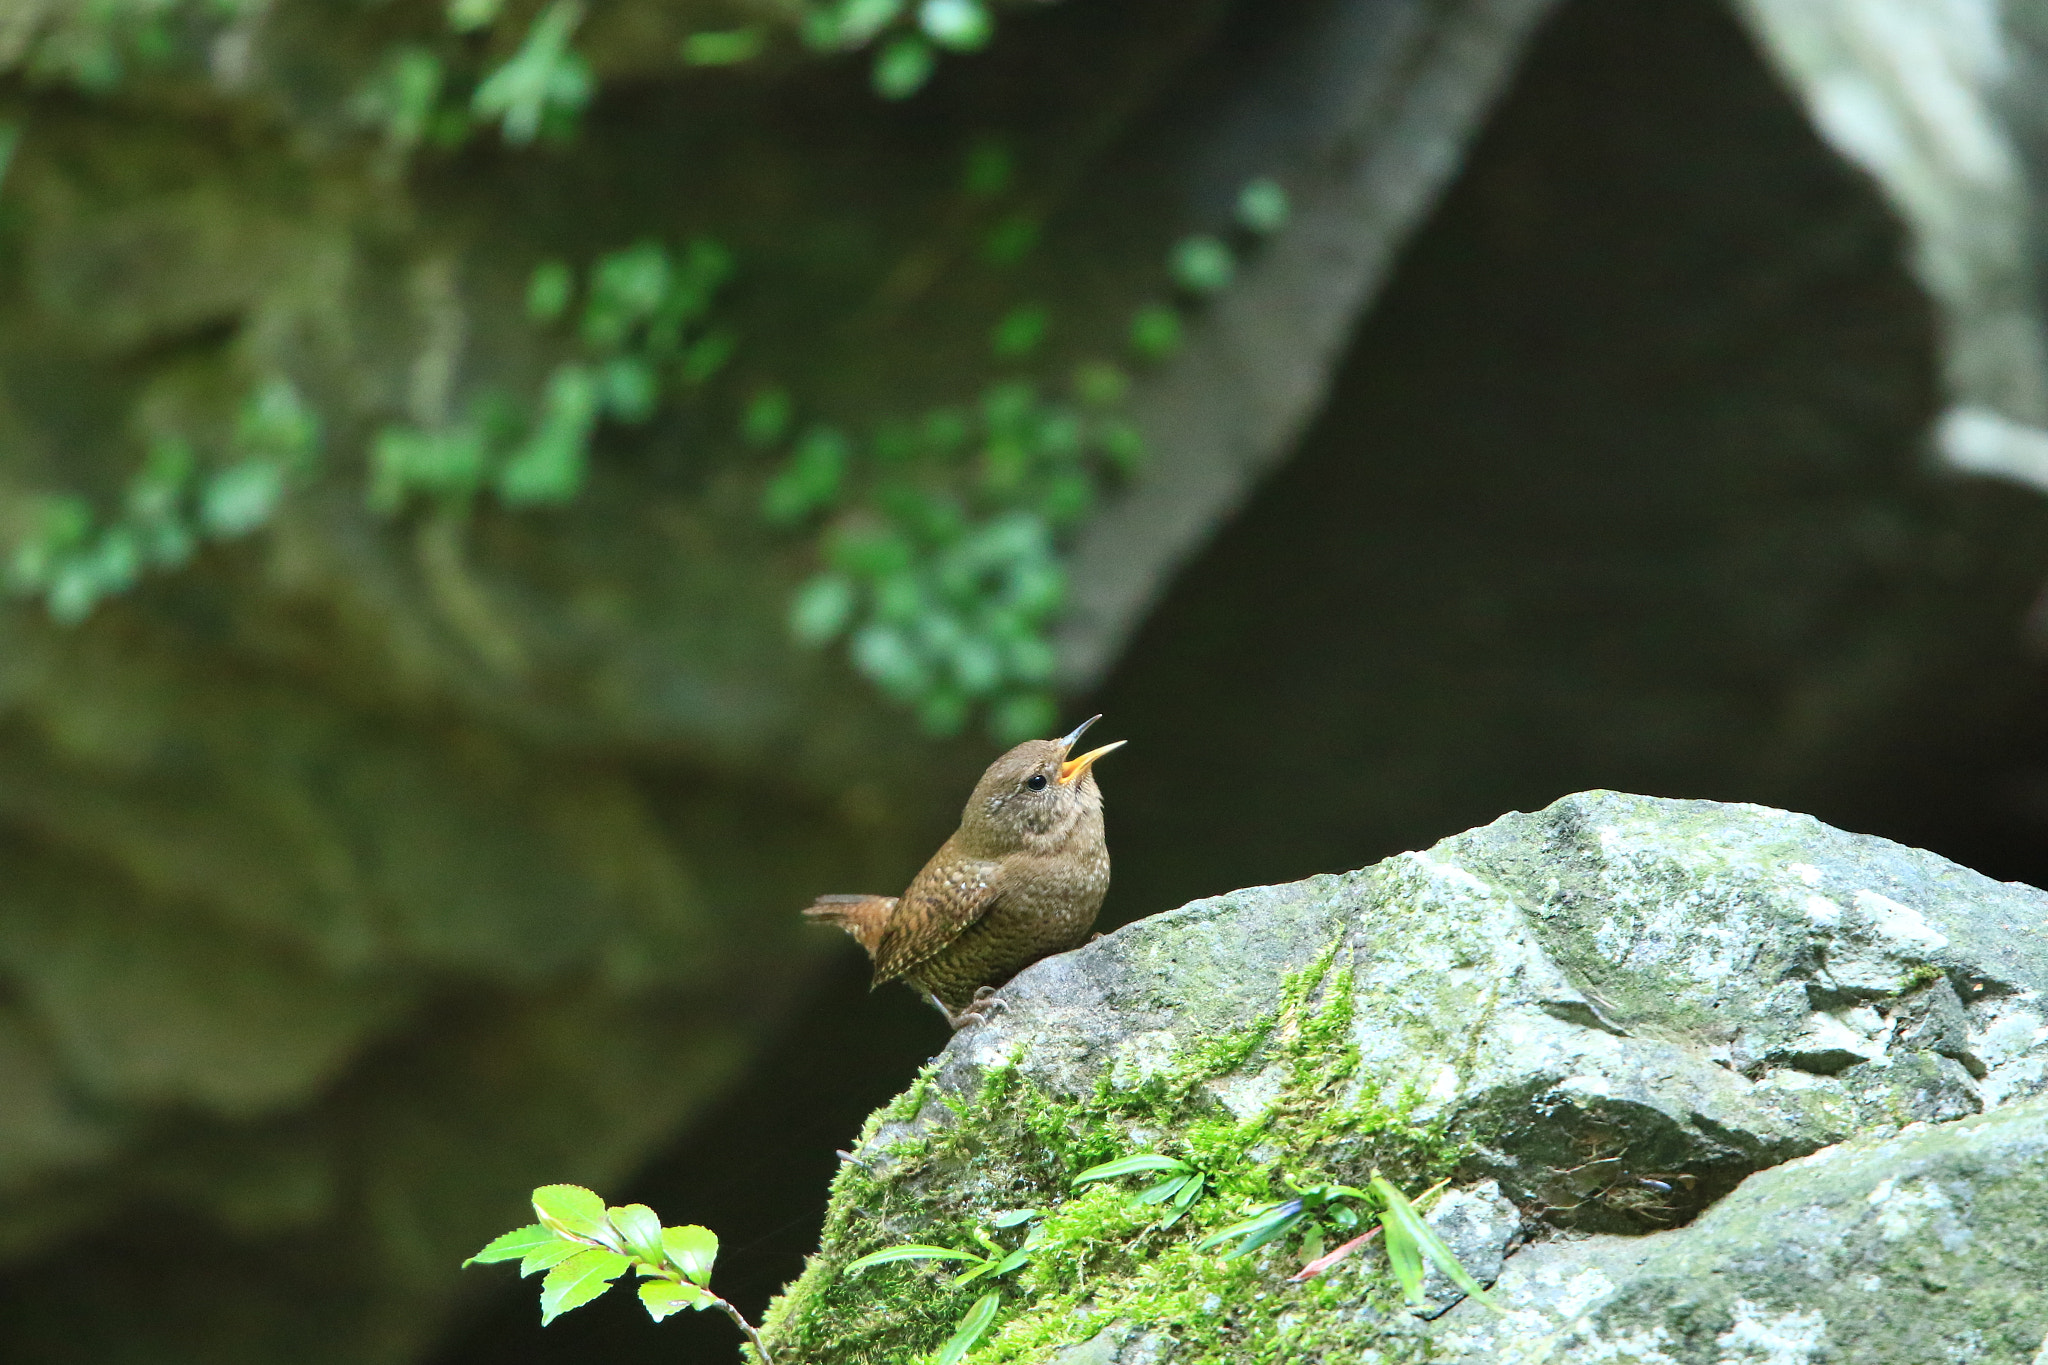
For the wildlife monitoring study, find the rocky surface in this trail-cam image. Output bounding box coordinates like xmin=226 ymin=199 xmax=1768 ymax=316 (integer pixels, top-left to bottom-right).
xmin=760 ymin=791 xmax=2048 ymax=1363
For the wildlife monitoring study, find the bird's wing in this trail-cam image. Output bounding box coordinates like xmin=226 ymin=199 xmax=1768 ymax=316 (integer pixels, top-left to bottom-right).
xmin=872 ymin=853 xmax=1005 ymax=984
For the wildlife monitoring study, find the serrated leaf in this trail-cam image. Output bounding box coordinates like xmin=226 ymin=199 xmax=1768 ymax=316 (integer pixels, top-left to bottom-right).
xmin=608 ymin=1205 xmax=664 ymax=1264
xmin=845 ymin=1244 xmax=982 ymax=1273
xmin=661 ymin=1224 xmax=719 ymax=1286
xmin=519 ymin=1238 xmax=587 ymax=1277
xmin=465 ymin=1224 xmax=557 ymax=1266
xmin=531 ymin=1184 xmax=610 ymax=1242
xmin=933 ymin=1290 xmax=1002 ymax=1365
xmin=538 ymin=1248 xmax=629 ymax=1324
xmin=1371 ymin=1176 xmax=1501 ymax=1312
xmin=639 ymin=1278 xmax=716 ymax=1322
xmin=1072 ymin=1153 xmax=1191 ymax=1186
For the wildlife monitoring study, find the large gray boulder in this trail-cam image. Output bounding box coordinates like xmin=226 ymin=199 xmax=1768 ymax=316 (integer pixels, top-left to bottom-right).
xmin=759 ymin=791 xmax=2048 ymax=1363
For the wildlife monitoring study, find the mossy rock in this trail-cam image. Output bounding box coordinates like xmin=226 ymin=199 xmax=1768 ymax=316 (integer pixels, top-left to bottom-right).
xmin=761 ymin=790 xmax=2048 ymax=1363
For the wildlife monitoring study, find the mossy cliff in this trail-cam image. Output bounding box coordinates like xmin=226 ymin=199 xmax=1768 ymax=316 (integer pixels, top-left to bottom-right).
xmin=761 ymin=790 xmax=2048 ymax=1364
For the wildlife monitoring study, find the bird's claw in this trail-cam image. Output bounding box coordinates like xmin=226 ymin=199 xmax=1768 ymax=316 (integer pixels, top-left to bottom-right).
xmin=941 ymin=987 xmax=1008 ymax=1030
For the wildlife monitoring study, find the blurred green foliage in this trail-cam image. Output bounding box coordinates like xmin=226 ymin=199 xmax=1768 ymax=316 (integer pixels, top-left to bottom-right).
xmin=0 ymin=0 xmax=1294 ymax=743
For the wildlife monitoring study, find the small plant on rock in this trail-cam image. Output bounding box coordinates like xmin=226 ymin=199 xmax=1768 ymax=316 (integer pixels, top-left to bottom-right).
xmin=464 ymin=1183 xmax=774 ymax=1362
xmin=843 ymin=1208 xmax=1042 ymax=1364
xmin=1070 ymin=1151 xmax=1210 ymax=1228
xmin=1201 ymin=1172 xmax=1501 ymax=1311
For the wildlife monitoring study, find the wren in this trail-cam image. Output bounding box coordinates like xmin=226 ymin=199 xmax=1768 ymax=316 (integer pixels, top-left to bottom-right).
xmin=804 ymin=715 xmax=1124 ymax=1028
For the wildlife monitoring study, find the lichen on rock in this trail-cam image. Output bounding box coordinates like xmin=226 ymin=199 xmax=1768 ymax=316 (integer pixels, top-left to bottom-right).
xmin=762 ymin=790 xmax=2048 ymax=1364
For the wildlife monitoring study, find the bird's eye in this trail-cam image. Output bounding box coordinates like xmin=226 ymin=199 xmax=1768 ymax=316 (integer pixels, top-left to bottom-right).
xmin=1025 ymin=773 xmax=1049 ymax=792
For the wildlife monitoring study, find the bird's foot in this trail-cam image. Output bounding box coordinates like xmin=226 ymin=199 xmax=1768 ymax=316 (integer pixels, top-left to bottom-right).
xmin=936 ymin=986 xmax=1008 ymax=1030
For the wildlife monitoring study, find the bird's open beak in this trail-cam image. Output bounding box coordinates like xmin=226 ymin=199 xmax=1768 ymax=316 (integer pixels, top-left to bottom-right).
xmin=1055 ymin=715 xmax=1126 ymax=785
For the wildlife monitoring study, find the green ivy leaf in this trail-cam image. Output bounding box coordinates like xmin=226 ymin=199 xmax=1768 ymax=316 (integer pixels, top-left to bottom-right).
xmin=465 ymin=1224 xmax=557 ymax=1266
xmin=531 ymin=1184 xmax=610 ymax=1243
xmin=661 ymin=1224 xmax=718 ymax=1286
xmin=538 ymin=1247 xmax=629 ymax=1324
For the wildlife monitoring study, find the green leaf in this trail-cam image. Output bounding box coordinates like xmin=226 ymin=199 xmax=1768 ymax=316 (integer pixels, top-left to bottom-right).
xmin=498 ymin=364 xmax=599 ymax=506
xmin=639 ymin=1278 xmax=716 ymax=1321
xmin=1236 ymin=177 xmax=1291 ymax=234
xmin=934 ymin=1290 xmax=1002 ymax=1365
xmin=790 ymin=572 xmax=858 ymax=647
xmin=607 ymin=1205 xmax=664 ymax=1265
xmin=683 ymin=28 xmax=765 ymax=65
xmin=465 ymin=1224 xmax=557 ymax=1266
xmin=1128 ymin=302 xmax=1182 ymax=360
xmin=1382 ymin=1211 xmax=1425 ymax=1306
xmin=1169 ymin=234 xmax=1236 ymax=295
xmin=844 ymin=1243 xmax=982 ymax=1273
xmin=531 ymin=1184 xmax=610 ymax=1242
xmin=1197 ymin=1200 xmax=1305 ymax=1258
xmin=1072 ymin=1153 xmax=1191 ymax=1186
xmin=872 ymin=34 xmax=934 ymax=99
xmin=741 ymin=386 xmax=794 ymax=447
xmin=987 ymin=1208 xmax=1038 ymax=1229
xmin=527 ymin=260 xmax=574 ymax=322
xmin=991 ymin=304 xmax=1050 ymax=358
xmin=200 ymin=460 xmax=285 ymax=539
xmin=679 ymin=328 xmax=736 ymax=384
xmin=918 ymin=0 xmax=991 ymax=51
xmin=1370 ymin=1176 xmax=1501 ymax=1312
xmin=519 ymin=1238 xmax=587 ymax=1277
xmin=661 ymin=1224 xmax=719 ymax=1286
xmin=446 ymin=0 xmax=504 ymax=32
xmin=538 ymin=1247 xmax=629 ymax=1324
xmin=1135 ymin=1174 xmax=1192 ymax=1206
xmin=472 ymin=0 xmax=592 ymax=144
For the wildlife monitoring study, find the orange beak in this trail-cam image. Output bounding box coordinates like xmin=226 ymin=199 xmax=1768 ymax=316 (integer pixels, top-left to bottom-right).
xmin=1054 ymin=715 xmax=1126 ymax=786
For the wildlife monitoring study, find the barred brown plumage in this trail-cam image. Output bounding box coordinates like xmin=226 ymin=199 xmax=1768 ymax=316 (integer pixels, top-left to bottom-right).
xmin=801 ymin=715 xmax=1124 ymax=1028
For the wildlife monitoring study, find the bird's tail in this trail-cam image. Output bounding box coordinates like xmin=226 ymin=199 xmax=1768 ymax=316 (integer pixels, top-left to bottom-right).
xmin=802 ymin=893 xmax=897 ymax=957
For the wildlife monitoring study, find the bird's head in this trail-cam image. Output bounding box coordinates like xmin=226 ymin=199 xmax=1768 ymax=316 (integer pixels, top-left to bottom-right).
xmin=958 ymin=714 xmax=1125 ymax=855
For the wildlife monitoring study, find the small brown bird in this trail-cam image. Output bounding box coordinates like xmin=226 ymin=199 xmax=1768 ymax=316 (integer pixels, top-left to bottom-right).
xmin=804 ymin=715 xmax=1125 ymax=1028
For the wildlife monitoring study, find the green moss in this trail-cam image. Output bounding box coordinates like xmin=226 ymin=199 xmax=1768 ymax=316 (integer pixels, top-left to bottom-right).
xmin=761 ymin=940 xmax=1465 ymax=1364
